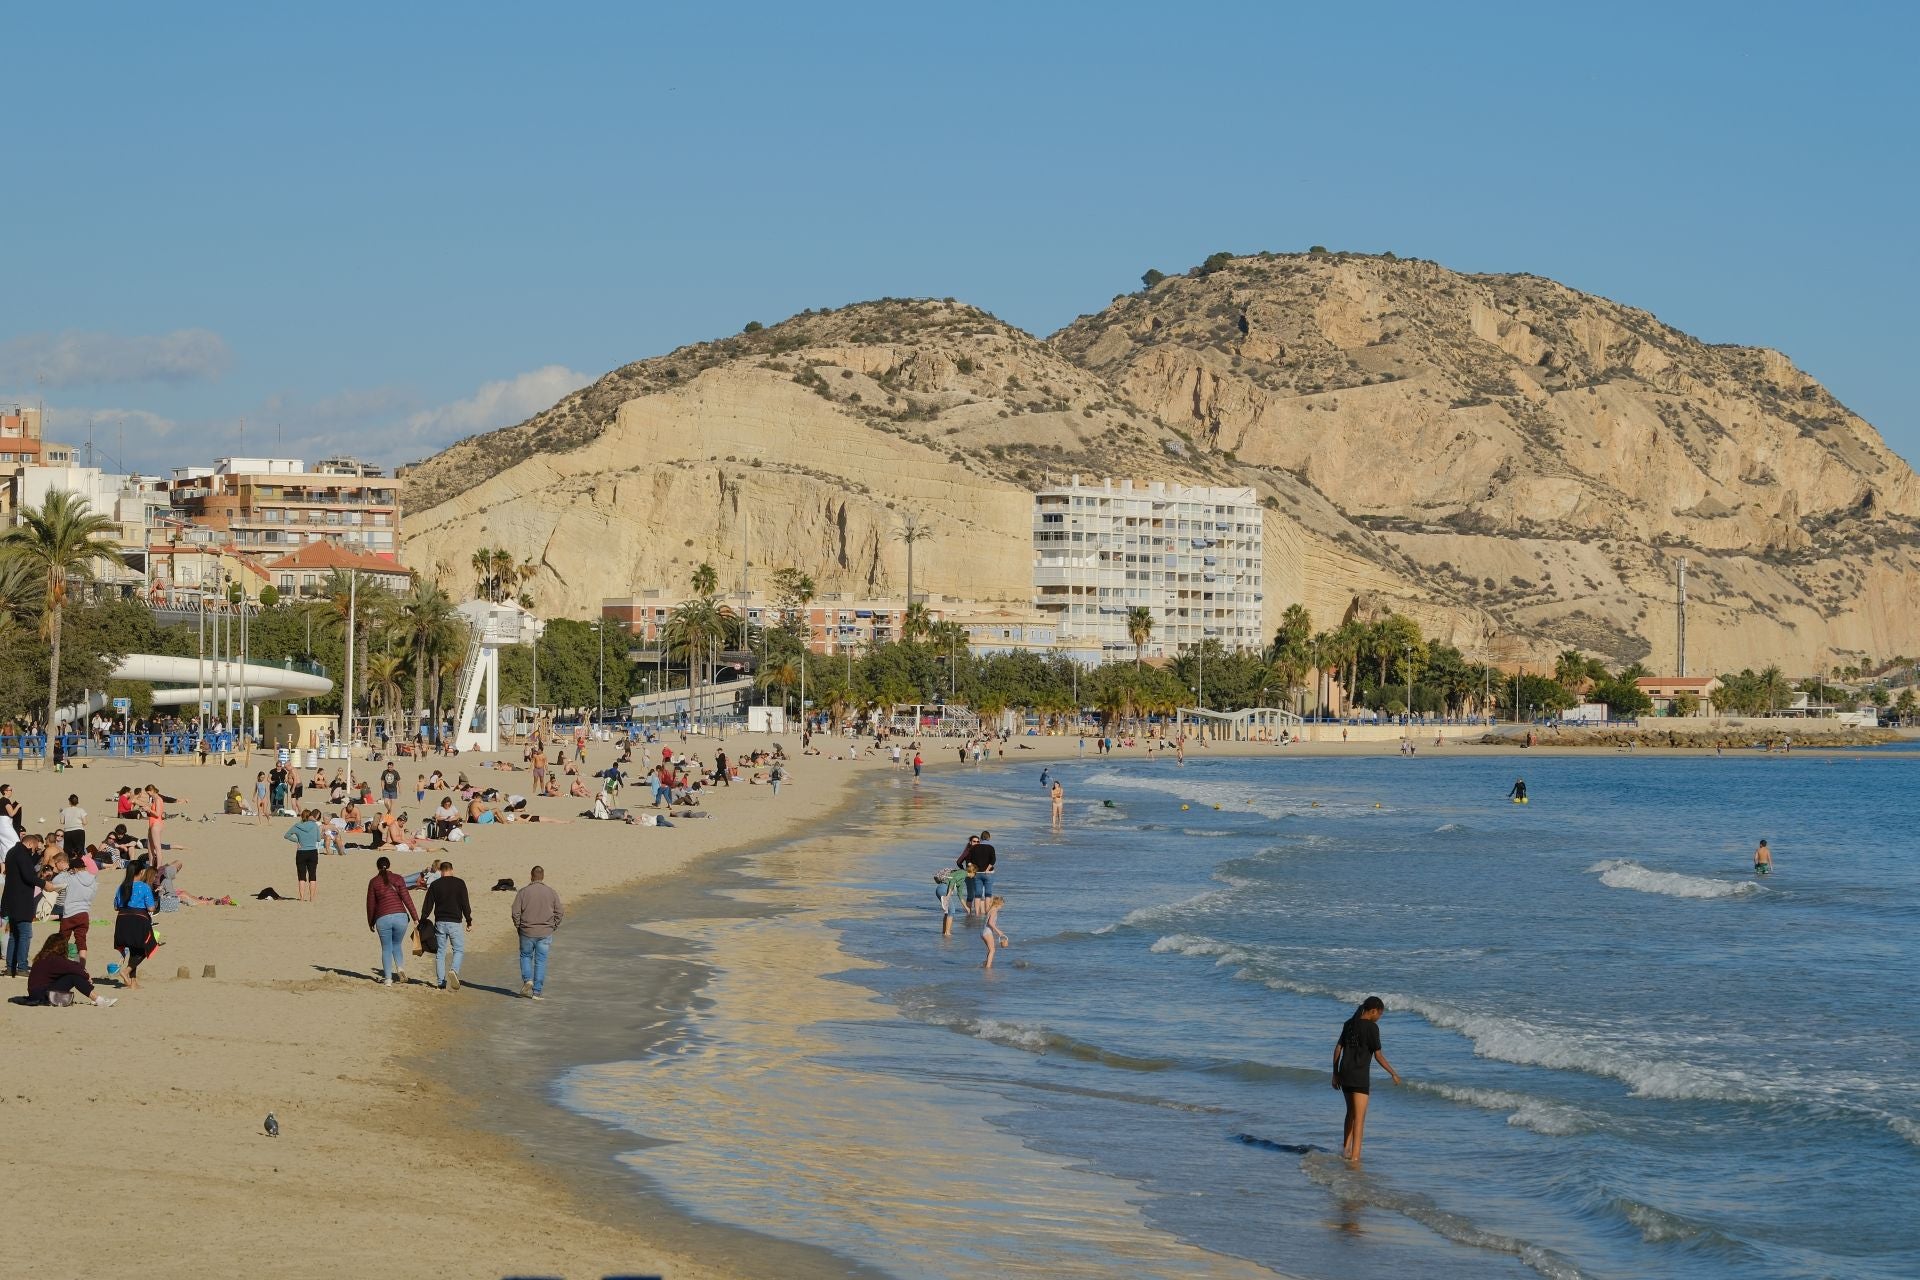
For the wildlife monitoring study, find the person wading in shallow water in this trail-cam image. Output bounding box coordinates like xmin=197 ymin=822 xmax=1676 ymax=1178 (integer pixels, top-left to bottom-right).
xmin=1332 ymin=996 xmax=1401 ymax=1161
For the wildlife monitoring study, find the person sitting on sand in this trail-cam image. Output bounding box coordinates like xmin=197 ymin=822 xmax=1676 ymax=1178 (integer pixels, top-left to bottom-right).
xmin=569 ymin=778 xmax=590 ymax=799
xmin=426 ymin=770 xmax=446 ymax=791
xmin=27 ymin=930 xmax=115 ymax=1006
xmin=224 ymin=785 xmax=246 ymax=815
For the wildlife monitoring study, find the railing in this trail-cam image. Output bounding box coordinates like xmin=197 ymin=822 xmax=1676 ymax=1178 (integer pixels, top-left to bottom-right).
xmin=1 ymin=730 xmax=244 ymax=759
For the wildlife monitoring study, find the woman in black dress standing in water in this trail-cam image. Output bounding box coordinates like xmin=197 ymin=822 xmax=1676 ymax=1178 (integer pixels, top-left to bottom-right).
xmin=1332 ymin=996 xmax=1402 ymax=1161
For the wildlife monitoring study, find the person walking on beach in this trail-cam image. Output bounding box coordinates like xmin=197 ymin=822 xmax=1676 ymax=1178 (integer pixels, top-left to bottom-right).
xmin=60 ymin=794 xmax=87 ymax=860
xmin=51 ymin=851 xmax=97 ymax=963
xmin=511 ymin=865 xmax=562 ymax=1000
xmin=980 ymin=895 xmax=1010 ymax=968
xmin=420 ymin=858 xmax=472 ymax=990
xmin=957 ymin=835 xmax=982 ymax=913
xmin=365 ymin=855 xmax=417 ymax=986
xmin=380 ymin=763 xmax=401 ymax=803
xmin=285 ymin=809 xmax=322 ymax=902
xmin=1753 ymin=840 xmax=1772 ymax=876
xmin=2 ymin=830 xmax=43 ymax=976
xmin=912 ymin=751 xmax=923 ymax=778
xmin=1332 ymin=996 xmax=1402 ymax=1161
xmin=1050 ymin=779 xmax=1064 ymax=825
xmin=970 ymin=831 xmax=997 ymax=901
xmin=111 ymin=862 xmax=159 ymax=990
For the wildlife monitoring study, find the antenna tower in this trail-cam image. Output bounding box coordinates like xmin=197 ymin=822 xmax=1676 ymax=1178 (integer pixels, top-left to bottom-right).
xmin=1675 ymin=557 xmax=1688 ymax=678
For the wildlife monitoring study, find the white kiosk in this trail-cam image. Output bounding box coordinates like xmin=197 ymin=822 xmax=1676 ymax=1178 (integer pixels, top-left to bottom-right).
xmin=451 ymin=604 xmax=525 ymax=753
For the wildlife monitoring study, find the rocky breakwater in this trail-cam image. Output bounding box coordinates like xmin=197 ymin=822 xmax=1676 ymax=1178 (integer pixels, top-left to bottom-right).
xmin=1480 ymin=722 xmax=1900 ymax=749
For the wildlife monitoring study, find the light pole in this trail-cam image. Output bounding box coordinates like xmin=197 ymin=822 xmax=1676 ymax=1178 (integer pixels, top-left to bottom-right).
xmin=1404 ymin=642 xmax=1413 ymax=724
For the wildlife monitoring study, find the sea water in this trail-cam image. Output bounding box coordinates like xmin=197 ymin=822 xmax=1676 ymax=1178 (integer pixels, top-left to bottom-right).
xmin=560 ymin=752 xmax=1920 ymax=1278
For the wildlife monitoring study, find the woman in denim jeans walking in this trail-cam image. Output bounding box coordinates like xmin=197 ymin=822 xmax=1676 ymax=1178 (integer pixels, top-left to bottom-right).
xmin=364 ymin=856 xmax=417 ymax=986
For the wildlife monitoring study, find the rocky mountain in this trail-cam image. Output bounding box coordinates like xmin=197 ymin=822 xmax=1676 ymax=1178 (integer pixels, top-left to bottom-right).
xmin=400 ymin=254 xmax=1920 ymax=673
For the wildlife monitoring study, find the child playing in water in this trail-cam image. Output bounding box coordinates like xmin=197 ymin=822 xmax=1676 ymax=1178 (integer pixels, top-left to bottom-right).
xmin=1754 ymin=840 xmax=1772 ymax=876
xmin=980 ymin=895 xmax=1010 ymax=968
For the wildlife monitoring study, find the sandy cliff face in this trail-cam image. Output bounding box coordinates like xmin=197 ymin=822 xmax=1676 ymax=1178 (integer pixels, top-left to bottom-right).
xmin=403 ymin=299 xmax=1482 ymax=649
xmin=1054 ymin=254 xmax=1920 ymax=670
xmin=404 ymin=261 xmax=1920 ymax=673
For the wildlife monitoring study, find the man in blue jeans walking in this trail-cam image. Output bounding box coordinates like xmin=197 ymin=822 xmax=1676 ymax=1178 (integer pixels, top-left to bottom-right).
xmin=420 ymin=859 xmax=472 ymax=991
xmin=510 ymin=865 xmax=563 ymax=1000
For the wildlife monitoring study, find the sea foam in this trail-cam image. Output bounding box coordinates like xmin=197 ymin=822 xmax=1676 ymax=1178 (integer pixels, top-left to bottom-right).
xmin=1588 ymin=859 xmax=1761 ymax=900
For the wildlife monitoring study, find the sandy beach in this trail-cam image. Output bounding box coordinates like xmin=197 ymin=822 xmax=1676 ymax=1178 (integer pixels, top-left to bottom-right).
xmin=3 ymin=729 xmax=1906 ymax=1279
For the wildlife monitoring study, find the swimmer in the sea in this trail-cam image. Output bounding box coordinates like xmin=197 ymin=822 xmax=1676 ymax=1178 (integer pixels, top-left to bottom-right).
xmin=1754 ymin=840 xmax=1771 ymax=876
xmin=1507 ymin=779 xmax=1527 ymax=802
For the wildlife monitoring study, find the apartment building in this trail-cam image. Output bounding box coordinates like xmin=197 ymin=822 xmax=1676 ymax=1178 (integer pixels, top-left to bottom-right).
xmin=168 ymin=456 xmax=400 ymax=563
xmin=1032 ymin=476 xmax=1264 ymax=660
xmin=0 ymin=406 xmax=81 ymax=517
xmin=602 ymin=590 xmax=1078 ymax=659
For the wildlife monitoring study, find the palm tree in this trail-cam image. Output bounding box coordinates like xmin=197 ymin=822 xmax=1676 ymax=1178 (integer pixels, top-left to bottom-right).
xmin=893 ymin=514 xmax=931 ymax=606
xmin=691 ymin=561 xmax=719 ymax=597
xmin=1127 ymin=605 xmax=1154 ymax=669
xmin=395 ymin=579 xmax=461 ymax=736
xmin=1 ymin=491 xmax=121 ymax=754
xmin=902 ymin=601 xmax=932 ymax=644
xmin=757 ymin=659 xmax=801 ymax=713
xmin=366 ymin=652 xmax=405 ymax=741
xmin=664 ymin=594 xmax=736 ymax=724
xmin=470 ymin=548 xmax=493 ymax=601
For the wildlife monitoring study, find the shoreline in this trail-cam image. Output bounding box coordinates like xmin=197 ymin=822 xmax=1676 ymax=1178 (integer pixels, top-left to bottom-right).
xmin=7 ymin=731 xmax=1915 ymax=1278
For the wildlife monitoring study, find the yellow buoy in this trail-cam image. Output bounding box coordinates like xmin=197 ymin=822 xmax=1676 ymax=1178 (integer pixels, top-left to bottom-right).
xmin=1374 ymin=802 xmax=1382 ymax=809
xmin=1180 ymin=803 xmax=1190 ymax=811
xmin=1213 ymin=803 xmax=1222 ymax=810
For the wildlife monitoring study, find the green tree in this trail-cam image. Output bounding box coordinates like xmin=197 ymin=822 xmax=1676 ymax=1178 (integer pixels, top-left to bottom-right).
xmin=1141 ymin=268 xmax=1166 ymax=289
xmin=396 ymin=579 xmax=461 ymax=734
xmin=743 ymin=320 xmax=764 ymax=333
xmin=691 ymin=562 xmax=719 ymax=597
xmin=1197 ymin=251 xmax=1234 ymax=276
xmin=664 ymin=594 xmax=736 ymax=721
xmin=1 ymin=491 xmax=121 ymax=748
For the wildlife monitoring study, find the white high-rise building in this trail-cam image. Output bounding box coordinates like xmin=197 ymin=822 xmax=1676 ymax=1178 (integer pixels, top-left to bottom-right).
xmin=1033 ymin=476 xmax=1264 ymax=661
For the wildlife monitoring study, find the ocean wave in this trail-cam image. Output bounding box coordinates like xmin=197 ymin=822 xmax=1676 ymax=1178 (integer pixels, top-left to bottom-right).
xmin=1433 ymin=822 xmax=1470 ymax=833
xmin=1079 ymin=769 xmax=1371 ymax=821
xmin=1300 ymin=1154 xmax=1590 ymax=1280
xmin=1610 ymin=1197 xmax=1739 ymax=1250
xmin=1150 ymin=932 xmax=1752 ymax=1102
xmin=951 ymin=1018 xmax=1181 ymax=1071
xmin=1421 ymin=1083 xmax=1592 ymax=1137
xmin=1881 ymin=1111 xmax=1920 ymax=1148
xmin=1587 ymin=858 xmax=1761 ymax=900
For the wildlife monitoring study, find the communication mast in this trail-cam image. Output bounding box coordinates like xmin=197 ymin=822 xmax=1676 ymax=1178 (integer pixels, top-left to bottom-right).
xmin=1675 ymin=558 xmax=1688 ymax=677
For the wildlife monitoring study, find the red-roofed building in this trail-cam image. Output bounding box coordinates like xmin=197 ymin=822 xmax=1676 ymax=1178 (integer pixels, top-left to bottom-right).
xmin=263 ymin=542 xmax=413 ymax=597
xmin=1635 ymin=675 xmax=1720 ymax=716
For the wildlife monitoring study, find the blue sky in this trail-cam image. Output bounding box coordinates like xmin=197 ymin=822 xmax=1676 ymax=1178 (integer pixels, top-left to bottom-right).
xmin=3 ymin=1 xmax=1915 ymax=474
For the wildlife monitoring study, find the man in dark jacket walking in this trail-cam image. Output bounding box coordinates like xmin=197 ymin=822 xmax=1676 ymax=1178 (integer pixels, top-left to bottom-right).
xmin=420 ymin=859 xmax=472 ymax=990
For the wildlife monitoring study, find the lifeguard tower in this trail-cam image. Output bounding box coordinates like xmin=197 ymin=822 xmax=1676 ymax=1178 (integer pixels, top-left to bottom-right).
xmin=451 ymin=604 xmax=525 ymax=753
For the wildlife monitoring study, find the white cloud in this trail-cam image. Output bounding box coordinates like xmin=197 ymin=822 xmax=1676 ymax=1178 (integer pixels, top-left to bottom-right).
xmin=1 ymin=363 xmax=593 ymax=475
xmin=400 ymin=364 xmax=591 ymax=447
xmin=0 ymin=329 xmax=231 ymax=387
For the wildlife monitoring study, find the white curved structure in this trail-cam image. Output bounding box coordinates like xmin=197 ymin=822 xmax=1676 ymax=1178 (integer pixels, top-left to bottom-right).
xmin=111 ymin=653 xmax=334 ymax=707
